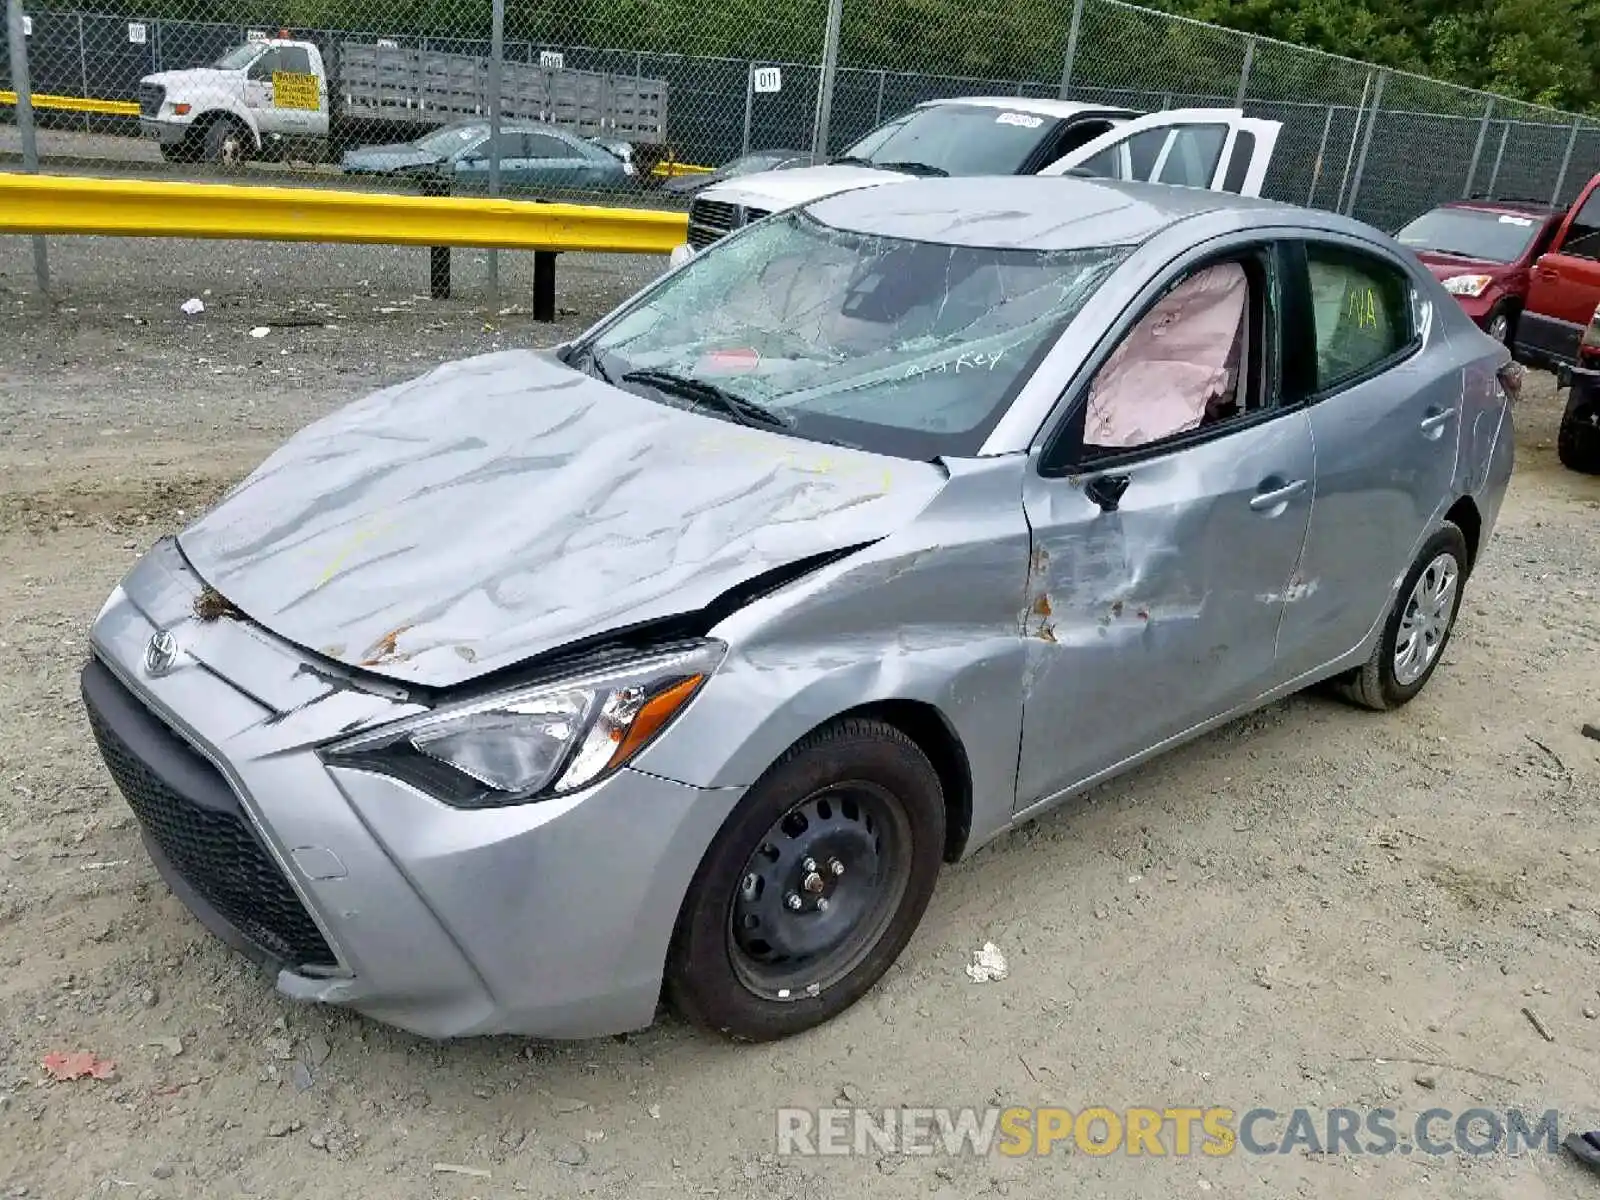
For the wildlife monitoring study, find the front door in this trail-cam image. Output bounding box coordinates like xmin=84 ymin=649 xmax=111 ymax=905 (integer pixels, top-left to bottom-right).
xmin=1016 ymin=242 xmax=1314 ymax=810
xmin=1275 ymin=237 xmax=1462 ymax=678
xmin=1038 ymin=107 xmax=1282 ymax=196
xmin=1519 ymin=180 xmax=1600 ymax=366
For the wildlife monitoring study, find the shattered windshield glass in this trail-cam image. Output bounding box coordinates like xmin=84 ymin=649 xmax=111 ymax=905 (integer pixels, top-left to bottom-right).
xmin=583 ymin=213 xmax=1128 ymax=459
xmin=839 ymin=105 xmax=1064 ymax=176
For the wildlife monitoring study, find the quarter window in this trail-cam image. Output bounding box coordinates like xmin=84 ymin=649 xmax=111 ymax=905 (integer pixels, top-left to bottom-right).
xmin=1305 ymin=245 xmax=1413 ymax=392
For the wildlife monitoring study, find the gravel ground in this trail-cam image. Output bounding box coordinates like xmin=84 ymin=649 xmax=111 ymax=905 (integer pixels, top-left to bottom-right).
xmin=2 ymin=239 xmax=1600 ymax=1199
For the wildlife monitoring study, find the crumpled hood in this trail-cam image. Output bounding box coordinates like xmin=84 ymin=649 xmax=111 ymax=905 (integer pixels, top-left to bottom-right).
xmin=705 ymin=163 xmax=908 ymax=211
xmin=340 ymin=144 xmax=444 ymax=173
xmin=177 ymin=350 xmax=947 ymax=688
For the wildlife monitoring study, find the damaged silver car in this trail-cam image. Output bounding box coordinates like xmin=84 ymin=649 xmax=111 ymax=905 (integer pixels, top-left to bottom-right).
xmin=83 ymin=176 xmax=1518 ymax=1042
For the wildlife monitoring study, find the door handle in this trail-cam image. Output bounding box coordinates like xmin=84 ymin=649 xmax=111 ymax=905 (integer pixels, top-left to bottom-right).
xmin=1537 ymin=267 xmax=1559 ymax=281
xmin=1419 ymin=407 xmax=1456 ymax=433
xmin=1248 ymin=478 xmax=1306 ymax=512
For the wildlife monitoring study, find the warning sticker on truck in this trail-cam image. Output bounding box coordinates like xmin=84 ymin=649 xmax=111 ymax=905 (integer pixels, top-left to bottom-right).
xmin=273 ymin=71 xmax=320 ymax=110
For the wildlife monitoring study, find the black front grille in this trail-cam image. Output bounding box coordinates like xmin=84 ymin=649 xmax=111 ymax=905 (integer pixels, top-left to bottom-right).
xmin=83 ymin=662 xmax=337 ymax=971
xmin=138 ymin=83 xmax=165 ymax=119
xmin=687 ymin=198 xmax=739 ymax=249
xmin=743 ymin=208 xmax=771 ymax=223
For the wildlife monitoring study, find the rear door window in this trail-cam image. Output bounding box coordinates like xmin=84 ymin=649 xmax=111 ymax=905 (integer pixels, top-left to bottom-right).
xmin=1559 ymin=190 xmax=1600 ymax=260
xmin=1303 ymin=244 xmax=1415 ymax=391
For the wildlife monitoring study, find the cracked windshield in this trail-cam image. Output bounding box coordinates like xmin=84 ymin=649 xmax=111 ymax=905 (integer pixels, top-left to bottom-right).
xmin=838 ymin=104 xmax=1063 ymax=175
xmin=580 ymin=213 xmax=1126 ymax=458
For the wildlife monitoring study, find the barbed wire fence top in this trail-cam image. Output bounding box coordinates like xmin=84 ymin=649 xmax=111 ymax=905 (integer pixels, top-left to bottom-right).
xmin=3 ymin=0 xmax=1595 ymax=284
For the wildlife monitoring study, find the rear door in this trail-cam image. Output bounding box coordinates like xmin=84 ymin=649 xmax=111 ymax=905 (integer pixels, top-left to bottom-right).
xmin=1519 ymin=179 xmax=1600 ymax=366
xmin=1038 ymin=108 xmax=1281 ymax=196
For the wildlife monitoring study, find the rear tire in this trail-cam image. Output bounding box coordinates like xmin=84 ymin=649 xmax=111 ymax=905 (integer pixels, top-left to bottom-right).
xmin=1333 ymin=522 xmax=1469 ymax=711
xmin=1558 ymin=386 xmax=1600 ymax=474
xmin=666 ymin=718 xmax=945 ymax=1042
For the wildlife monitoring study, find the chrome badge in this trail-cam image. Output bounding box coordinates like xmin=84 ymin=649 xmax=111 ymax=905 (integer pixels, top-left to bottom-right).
xmin=143 ymin=630 xmax=179 ymax=677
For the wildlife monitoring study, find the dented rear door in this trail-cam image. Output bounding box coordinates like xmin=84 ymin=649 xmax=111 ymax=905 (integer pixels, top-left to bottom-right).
xmin=1015 ymin=412 xmax=1315 ymax=811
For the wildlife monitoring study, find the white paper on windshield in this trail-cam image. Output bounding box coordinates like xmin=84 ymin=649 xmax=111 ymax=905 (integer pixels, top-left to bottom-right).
xmin=1499 ymin=215 xmax=1534 ymax=226
xmin=996 ymin=112 xmax=1044 ymax=128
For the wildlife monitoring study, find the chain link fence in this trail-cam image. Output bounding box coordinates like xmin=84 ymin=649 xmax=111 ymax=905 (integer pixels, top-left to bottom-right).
xmin=3 ymin=0 xmax=1596 ymax=278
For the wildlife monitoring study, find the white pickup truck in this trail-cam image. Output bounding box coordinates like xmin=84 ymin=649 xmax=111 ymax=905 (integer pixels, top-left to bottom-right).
xmin=670 ymin=98 xmax=1281 ymax=268
xmin=138 ymin=38 xmax=331 ymax=163
xmin=137 ymin=36 xmax=670 ymax=167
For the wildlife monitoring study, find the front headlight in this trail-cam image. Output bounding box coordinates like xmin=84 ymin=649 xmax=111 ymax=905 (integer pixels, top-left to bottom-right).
xmin=1441 ymin=274 xmax=1493 ymax=298
xmin=320 ymin=640 xmax=725 ymax=808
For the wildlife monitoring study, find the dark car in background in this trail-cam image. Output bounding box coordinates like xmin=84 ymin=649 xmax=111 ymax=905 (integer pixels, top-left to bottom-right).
xmin=1395 ymin=198 xmax=1564 ymax=346
xmin=660 ymin=149 xmax=816 ymax=196
xmin=340 ymin=119 xmax=633 ymax=192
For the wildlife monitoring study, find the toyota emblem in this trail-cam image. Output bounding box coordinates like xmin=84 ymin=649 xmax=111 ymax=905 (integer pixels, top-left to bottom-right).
xmin=143 ymin=630 xmax=179 ymax=677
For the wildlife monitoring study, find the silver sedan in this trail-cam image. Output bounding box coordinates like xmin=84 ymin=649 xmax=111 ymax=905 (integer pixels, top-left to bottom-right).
xmin=82 ymin=176 xmax=1518 ymax=1042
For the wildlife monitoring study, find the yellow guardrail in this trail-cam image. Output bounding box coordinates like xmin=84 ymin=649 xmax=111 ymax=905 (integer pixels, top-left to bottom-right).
xmin=0 ymin=172 xmax=688 ymax=253
xmin=651 ymin=160 xmax=714 ymax=178
xmin=1 ymin=90 xmax=140 ymax=116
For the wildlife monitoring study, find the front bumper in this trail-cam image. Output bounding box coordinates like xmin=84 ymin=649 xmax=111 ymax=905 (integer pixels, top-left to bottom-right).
xmin=139 ymin=117 xmax=190 ymax=146
xmin=83 ymin=537 xmax=745 ymax=1038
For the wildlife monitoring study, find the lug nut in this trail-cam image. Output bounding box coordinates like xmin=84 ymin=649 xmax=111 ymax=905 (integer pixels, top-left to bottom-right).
xmin=816 ymin=897 xmax=830 ymax=912
xmin=785 ymin=892 xmax=803 ymax=911
xmin=803 ymin=871 xmax=824 ymax=894
xmin=829 ymin=858 xmax=845 ymax=877
xmin=802 ymin=857 xmax=817 ymax=873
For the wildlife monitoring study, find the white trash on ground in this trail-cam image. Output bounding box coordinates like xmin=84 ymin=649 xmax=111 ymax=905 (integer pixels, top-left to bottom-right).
xmin=180 ymin=298 xmax=205 ymax=315
xmin=249 ymin=326 xmax=271 ymax=338
xmin=966 ymin=942 xmax=1009 ymax=983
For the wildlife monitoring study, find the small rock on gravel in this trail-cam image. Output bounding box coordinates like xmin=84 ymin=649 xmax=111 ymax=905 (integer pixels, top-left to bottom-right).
xmin=553 ymin=1144 xmax=588 ymax=1167
xmin=1414 ymin=1071 xmax=1438 ymax=1089
xmin=151 ymin=1165 xmax=173 ymax=1181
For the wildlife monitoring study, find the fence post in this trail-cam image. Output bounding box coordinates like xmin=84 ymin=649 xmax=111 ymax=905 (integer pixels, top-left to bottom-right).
xmin=1463 ymin=98 xmax=1493 ymax=197
xmin=810 ymin=0 xmax=843 ymax=159
xmin=1234 ymin=37 xmax=1255 ymax=107
xmin=1485 ymin=121 xmax=1509 ymax=197
xmin=873 ymin=68 xmax=885 ymax=125
xmin=1334 ymin=70 xmax=1372 ymax=214
xmin=486 ymin=0 xmax=503 ymax=309
xmin=1057 ymin=0 xmax=1085 ymax=99
xmin=1551 ymin=119 xmax=1581 ymax=206
xmin=6 ymin=0 xmax=50 ymax=301
xmin=1343 ymin=69 xmax=1385 ymax=217
xmin=741 ymin=62 xmax=755 ymax=156
xmin=1306 ymin=104 xmax=1335 ymax=207
xmin=77 ymin=12 xmax=89 ymax=133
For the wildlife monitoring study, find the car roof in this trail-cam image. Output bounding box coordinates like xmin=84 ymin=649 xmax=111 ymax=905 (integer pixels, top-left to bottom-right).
xmin=916 ymin=96 xmax=1135 ymax=119
xmin=803 ymin=175 xmax=1306 ymax=251
xmin=1440 ymin=197 xmax=1562 ymax=219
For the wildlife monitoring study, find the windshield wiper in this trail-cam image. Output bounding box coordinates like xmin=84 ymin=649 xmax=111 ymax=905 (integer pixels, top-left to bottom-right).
xmin=564 ymin=341 xmax=613 ymax=384
xmin=828 ymin=154 xmax=880 ymax=168
xmin=620 ymin=369 xmax=792 ymax=430
xmin=875 ymin=160 xmax=949 ymax=177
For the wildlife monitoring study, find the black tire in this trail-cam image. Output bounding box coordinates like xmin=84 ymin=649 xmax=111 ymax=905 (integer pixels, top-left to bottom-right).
xmin=1558 ymin=386 xmax=1600 ymax=474
xmin=1333 ymin=522 xmax=1469 ymax=712
xmin=200 ymin=117 xmax=248 ymax=167
xmin=666 ymin=718 xmax=945 ymax=1042
xmin=158 ymin=139 xmax=198 ymax=164
xmin=1485 ymin=303 xmax=1517 ymax=348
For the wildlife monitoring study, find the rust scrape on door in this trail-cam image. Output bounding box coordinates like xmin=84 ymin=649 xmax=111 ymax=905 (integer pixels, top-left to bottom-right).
xmin=1020 ymin=545 xmax=1056 ymax=642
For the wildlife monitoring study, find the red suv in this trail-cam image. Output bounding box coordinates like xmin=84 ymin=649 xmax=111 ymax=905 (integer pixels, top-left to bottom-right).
xmin=1516 ymin=172 xmax=1600 ymax=373
xmin=1396 ymin=198 xmax=1564 ymax=347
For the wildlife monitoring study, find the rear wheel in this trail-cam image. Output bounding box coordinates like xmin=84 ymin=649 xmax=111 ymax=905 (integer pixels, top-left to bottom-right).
xmin=1333 ymin=523 xmax=1469 ymax=711
xmin=666 ymin=718 xmax=945 ymax=1042
xmin=1558 ymin=385 xmax=1600 ymax=474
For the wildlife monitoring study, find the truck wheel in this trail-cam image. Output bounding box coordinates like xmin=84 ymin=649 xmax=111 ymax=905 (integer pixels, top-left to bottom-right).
xmin=158 ymin=140 xmax=198 ymax=165
xmin=665 ymin=718 xmax=945 ymax=1042
xmin=1558 ymin=386 xmax=1600 ymax=474
xmin=201 ymin=118 xmax=248 ymax=168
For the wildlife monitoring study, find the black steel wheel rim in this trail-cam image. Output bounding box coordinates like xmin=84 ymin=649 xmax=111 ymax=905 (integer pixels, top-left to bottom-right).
xmin=726 ymin=781 xmax=912 ymax=1001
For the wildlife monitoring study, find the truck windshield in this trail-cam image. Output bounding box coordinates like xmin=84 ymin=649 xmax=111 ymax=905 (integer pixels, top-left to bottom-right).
xmin=577 ymin=211 xmax=1127 ymax=460
xmin=213 ymin=44 xmax=264 ymax=70
xmin=838 ymin=104 xmax=1064 ymax=176
xmin=1396 ymin=206 xmax=1544 ymax=264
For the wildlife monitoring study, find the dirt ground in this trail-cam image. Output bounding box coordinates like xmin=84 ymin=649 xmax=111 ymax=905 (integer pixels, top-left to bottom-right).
xmin=2 ymin=235 xmax=1600 ymax=1200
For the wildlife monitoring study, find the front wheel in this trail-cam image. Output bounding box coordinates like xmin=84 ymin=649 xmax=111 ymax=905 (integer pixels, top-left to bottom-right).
xmin=666 ymin=718 xmax=945 ymax=1042
xmin=1486 ymin=303 xmax=1516 ymax=347
xmin=201 ymin=118 xmax=248 ymax=168
xmin=1333 ymin=522 xmax=1469 ymax=711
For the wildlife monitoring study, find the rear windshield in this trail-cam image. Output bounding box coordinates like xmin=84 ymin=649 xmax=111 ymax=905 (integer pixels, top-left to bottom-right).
xmin=579 ymin=212 xmax=1127 ymax=460
xmin=839 ymin=104 xmax=1064 ymax=176
xmin=1396 ymin=206 xmax=1544 ymax=264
